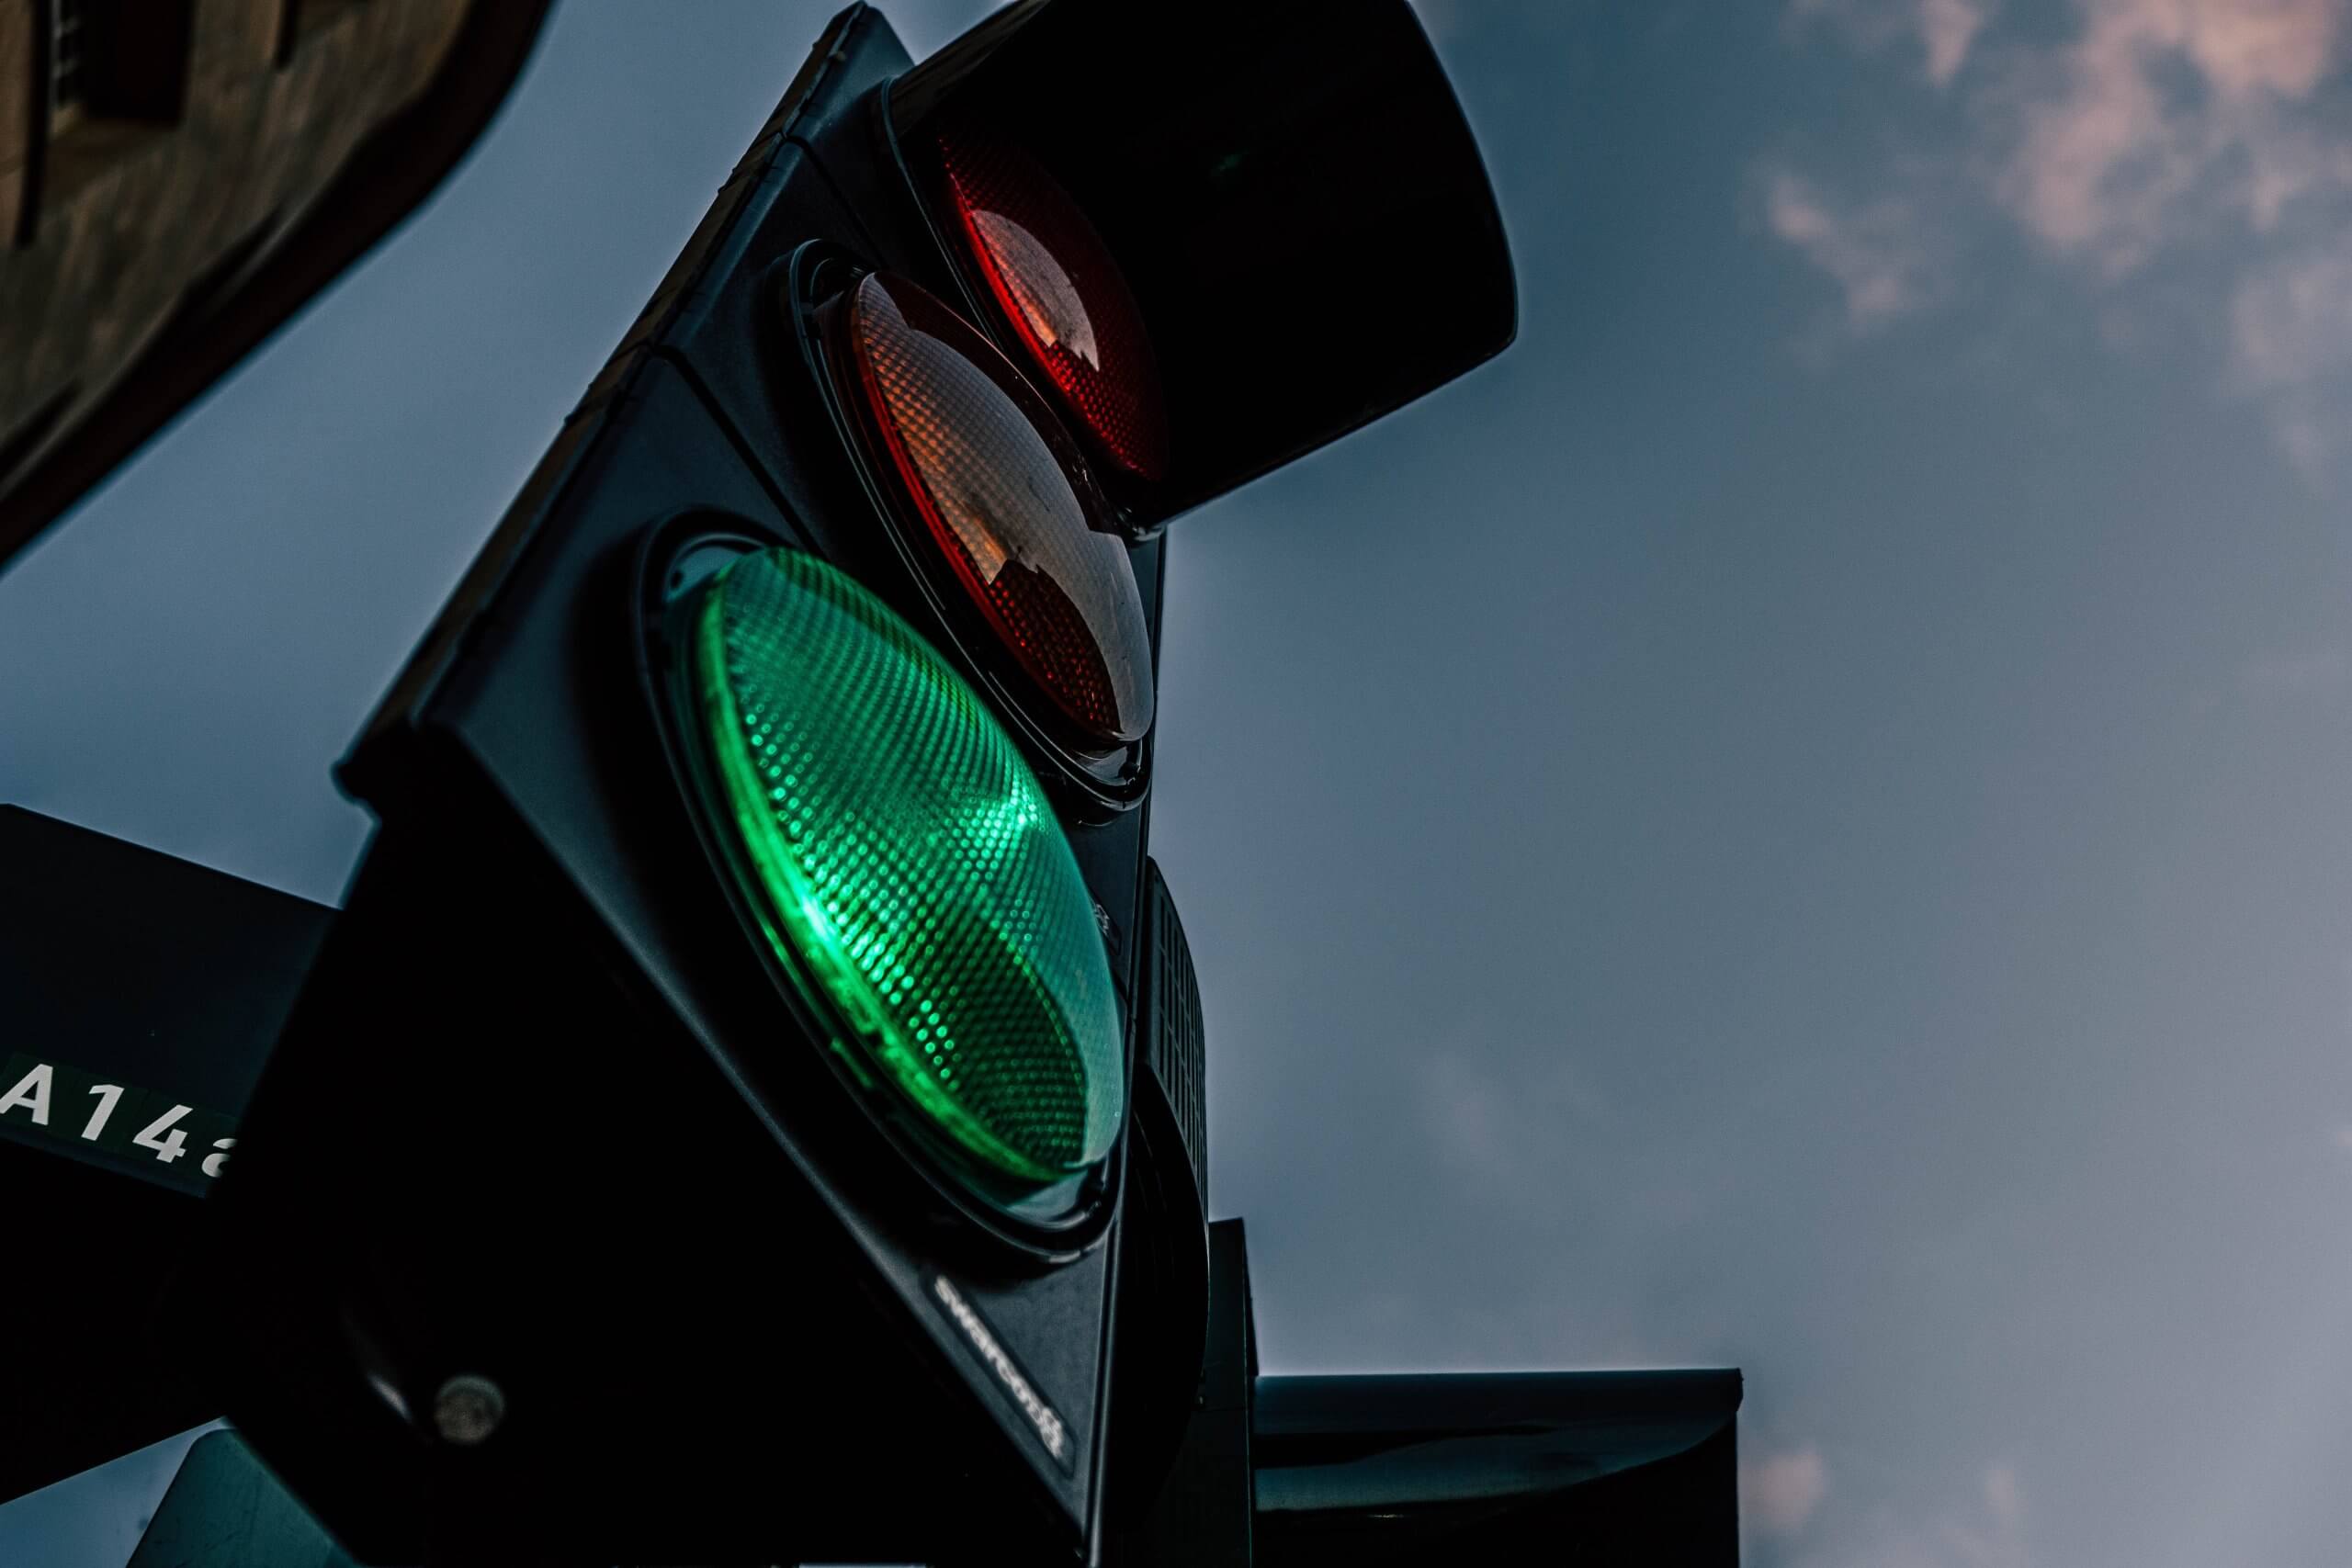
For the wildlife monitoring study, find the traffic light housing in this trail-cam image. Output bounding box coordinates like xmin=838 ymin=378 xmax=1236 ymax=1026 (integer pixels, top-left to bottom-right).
xmin=185 ymin=3 xmax=1513 ymax=1562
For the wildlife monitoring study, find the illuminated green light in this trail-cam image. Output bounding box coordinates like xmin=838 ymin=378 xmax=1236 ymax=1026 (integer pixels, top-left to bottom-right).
xmin=684 ymin=547 xmax=1125 ymax=1189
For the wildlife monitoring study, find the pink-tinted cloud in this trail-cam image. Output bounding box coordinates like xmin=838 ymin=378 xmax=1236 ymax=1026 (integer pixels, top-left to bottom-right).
xmin=1923 ymin=0 xmax=1996 ymax=85
xmin=2230 ymin=248 xmax=2352 ymax=389
xmin=1766 ymin=168 xmax=1945 ymax=329
xmin=1802 ymin=1461 xmax=2034 ymax=1568
xmin=1943 ymin=1461 xmax=2031 ymax=1568
xmin=1793 ymin=0 xmax=1997 ymax=86
xmin=2228 ymin=247 xmax=2352 ymax=472
xmin=2177 ymin=0 xmax=2341 ymax=96
xmin=1778 ymin=0 xmax=2352 ymax=484
xmin=1996 ymin=0 xmax=2348 ymax=271
xmin=1743 ymin=1444 xmax=1830 ymax=1534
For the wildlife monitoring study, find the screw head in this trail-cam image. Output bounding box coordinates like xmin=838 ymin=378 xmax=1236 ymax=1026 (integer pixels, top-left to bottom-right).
xmin=433 ymin=1374 xmax=506 ymax=1446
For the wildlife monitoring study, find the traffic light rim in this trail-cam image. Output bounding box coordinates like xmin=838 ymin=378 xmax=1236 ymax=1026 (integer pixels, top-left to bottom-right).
xmin=873 ymin=75 xmax=1162 ymax=546
xmin=775 ymin=242 xmax=1153 ymax=818
xmin=628 ymin=512 xmax=1122 ymax=1261
xmin=835 ymin=267 xmax=1157 ymax=748
xmin=923 ymin=127 xmax=1172 ymax=485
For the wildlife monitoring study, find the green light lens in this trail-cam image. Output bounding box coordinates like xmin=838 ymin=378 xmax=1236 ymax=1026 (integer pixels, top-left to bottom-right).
xmin=685 ymin=547 xmax=1125 ymax=1190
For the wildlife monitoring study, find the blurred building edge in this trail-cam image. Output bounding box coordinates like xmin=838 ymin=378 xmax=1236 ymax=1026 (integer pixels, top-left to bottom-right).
xmin=0 ymin=0 xmax=552 ymax=569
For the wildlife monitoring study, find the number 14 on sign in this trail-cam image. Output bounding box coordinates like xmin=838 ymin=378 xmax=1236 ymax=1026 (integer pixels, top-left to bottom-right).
xmin=0 ymin=1057 xmax=235 ymax=1181
xmin=76 ymin=1084 xmax=232 ymax=1176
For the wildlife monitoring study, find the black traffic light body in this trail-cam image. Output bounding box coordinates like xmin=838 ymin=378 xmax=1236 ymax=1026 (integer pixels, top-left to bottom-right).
xmin=185 ymin=4 xmax=1512 ymax=1563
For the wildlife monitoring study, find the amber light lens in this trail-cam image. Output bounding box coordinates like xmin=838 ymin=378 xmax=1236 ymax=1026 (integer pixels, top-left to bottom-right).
xmin=835 ymin=271 xmax=1155 ymax=749
xmin=936 ymin=133 xmax=1170 ymax=482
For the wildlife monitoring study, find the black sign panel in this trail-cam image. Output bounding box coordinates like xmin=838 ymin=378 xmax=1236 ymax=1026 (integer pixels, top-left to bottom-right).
xmin=0 ymin=806 xmax=333 ymax=1504
xmin=128 ymin=1431 xmax=354 ymax=1568
xmin=0 ymin=1052 xmax=239 ymax=1195
xmin=1 ymin=806 xmax=328 ymax=1157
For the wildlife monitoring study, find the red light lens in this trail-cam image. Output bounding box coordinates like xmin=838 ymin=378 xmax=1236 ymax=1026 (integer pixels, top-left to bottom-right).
xmin=936 ymin=133 xmax=1170 ymax=482
xmin=836 ymin=271 xmax=1155 ymax=748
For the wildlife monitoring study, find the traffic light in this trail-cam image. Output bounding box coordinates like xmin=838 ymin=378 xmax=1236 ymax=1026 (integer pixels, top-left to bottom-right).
xmin=185 ymin=3 xmax=1512 ymax=1562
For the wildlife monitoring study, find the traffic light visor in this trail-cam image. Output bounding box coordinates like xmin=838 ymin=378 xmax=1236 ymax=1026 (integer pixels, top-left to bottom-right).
xmin=682 ymin=547 xmax=1127 ymax=1191
xmin=891 ymin=0 xmax=1516 ymax=530
xmin=835 ymin=270 xmax=1155 ymax=749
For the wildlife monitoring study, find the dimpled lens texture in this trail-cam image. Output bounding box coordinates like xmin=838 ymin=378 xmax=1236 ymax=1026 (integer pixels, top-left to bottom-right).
xmin=937 ymin=133 xmax=1170 ymax=481
xmin=689 ymin=547 xmax=1125 ymax=1188
xmin=846 ymin=272 xmax=1155 ymax=747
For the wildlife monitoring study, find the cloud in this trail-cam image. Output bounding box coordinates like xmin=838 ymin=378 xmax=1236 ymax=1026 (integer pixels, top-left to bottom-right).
xmin=2226 ymin=247 xmax=2352 ymax=471
xmin=1423 ymin=1051 xmax=1519 ymax=1183
xmin=1766 ymin=167 xmax=1946 ymax=330
xmin=2232 ymin=249 xmax=2352 ymax=389
xmin=1942 ymin=1461 xmax=2031 ymax=1568
xmin=1419 ymin=1047 xmax=1609 ymax=1187
xmin=1792 ymin=0 xmax=1997 ymax=86
xmin=1984 ymin=1461 xmax=2024 ymax=1529
xmin=1804 ymin=1461 xmax=2034 ymax=1568
xmin=1993 ymin=0 xmax=2349 ymax=272
xmin=1923 ymin=0 xmax=1996 ymax=85
xmin=1780 ymin=0 xmax=2352 ymax=486
xmin=1744 ymin=1444 xmax=1831 ymax=1534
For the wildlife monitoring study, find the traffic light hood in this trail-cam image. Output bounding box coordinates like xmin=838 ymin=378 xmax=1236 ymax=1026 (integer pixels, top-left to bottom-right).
xmin=888 ymin=0 xmax=1519 ymax=531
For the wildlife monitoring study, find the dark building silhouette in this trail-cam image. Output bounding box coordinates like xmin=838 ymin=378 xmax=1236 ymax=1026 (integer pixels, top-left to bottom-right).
xmin=0 ymin=0 xmax=547 ymax=562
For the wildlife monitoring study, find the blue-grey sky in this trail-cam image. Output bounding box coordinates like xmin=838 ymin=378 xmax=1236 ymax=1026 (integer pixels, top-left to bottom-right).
xmin=6 ymin=2 xmax=2352 ymax=1564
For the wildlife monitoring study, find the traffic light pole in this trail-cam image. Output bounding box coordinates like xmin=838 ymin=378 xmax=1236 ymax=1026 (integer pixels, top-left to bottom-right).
xmin=1118 ymin=1219 xmax=1257 ymax=1566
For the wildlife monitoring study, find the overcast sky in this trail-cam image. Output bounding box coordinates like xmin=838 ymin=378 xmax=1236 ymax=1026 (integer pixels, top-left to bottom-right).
xmin=6 ymin=2 xmax=2352 ymax=1564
